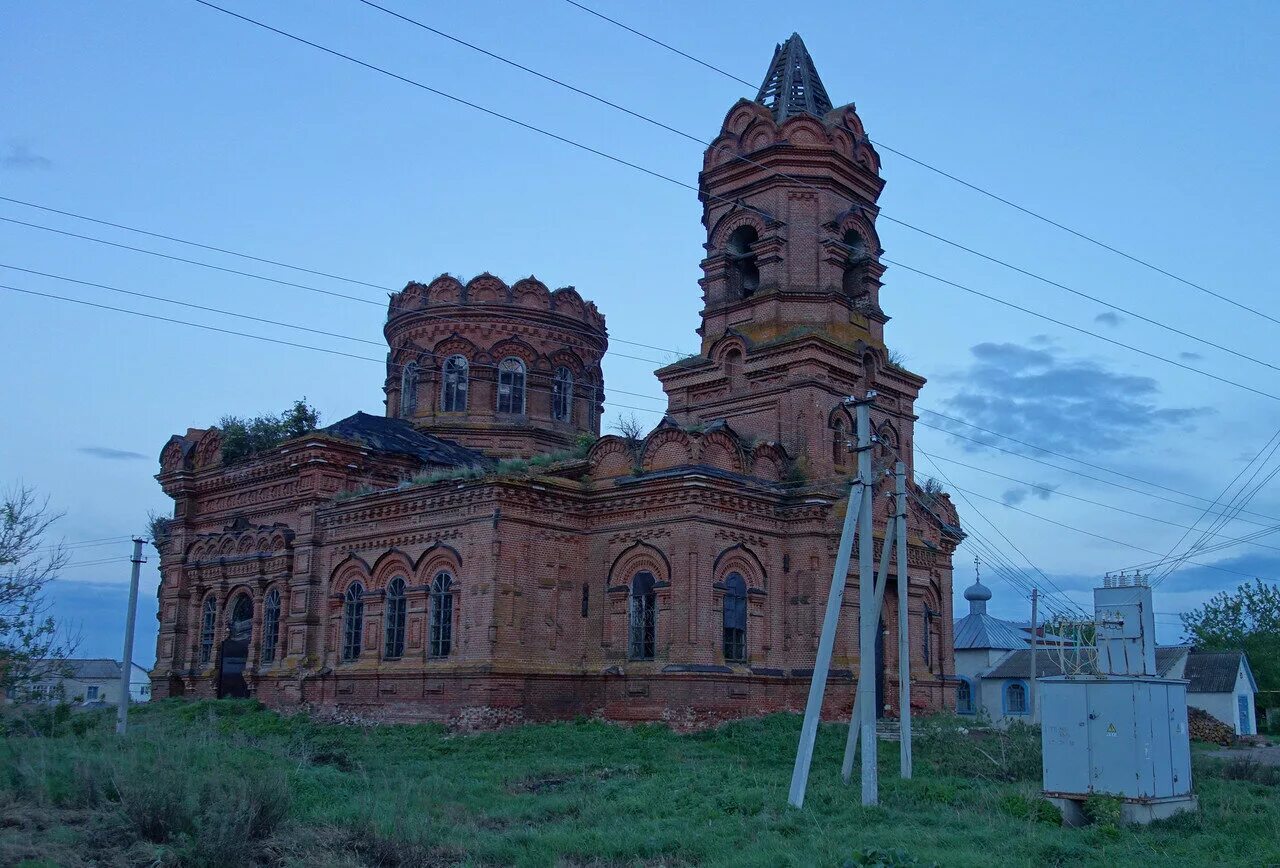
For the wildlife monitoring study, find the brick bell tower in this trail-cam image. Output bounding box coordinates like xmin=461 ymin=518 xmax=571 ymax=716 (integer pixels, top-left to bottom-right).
xmin=656 ymin=33 xmax=925 ymax=482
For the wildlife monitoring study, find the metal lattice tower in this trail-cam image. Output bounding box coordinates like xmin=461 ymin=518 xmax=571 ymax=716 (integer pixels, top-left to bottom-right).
xmin=755 ymin=33 xmax=834 ymax=122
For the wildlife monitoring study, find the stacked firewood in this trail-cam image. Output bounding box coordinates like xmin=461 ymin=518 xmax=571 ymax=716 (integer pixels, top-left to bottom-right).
xmin=1187 ymin=706 xmax=1235 ymax=746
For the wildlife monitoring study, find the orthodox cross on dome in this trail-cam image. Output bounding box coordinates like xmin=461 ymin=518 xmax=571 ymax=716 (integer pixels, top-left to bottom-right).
xmin=754 ymin=33 xmax=834 ymax=123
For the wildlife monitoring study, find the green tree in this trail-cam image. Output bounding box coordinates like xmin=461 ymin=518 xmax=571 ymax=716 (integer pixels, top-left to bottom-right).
xmin=0 ymin=485 xmax=77 ymax=700
xmin=1181 ymin=578 xmax=1280 ymax=697
xmin=219 ymin=398 xmax=320 ymax=464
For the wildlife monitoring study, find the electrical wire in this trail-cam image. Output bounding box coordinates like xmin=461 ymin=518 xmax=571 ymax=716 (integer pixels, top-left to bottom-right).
xmin=558 ymin=0 xmax=1280 ymax=328
xmin=358 ymin=1 xmax=1280 ymax=375
xmin=0 ymin=282 xmax=669 ymax=418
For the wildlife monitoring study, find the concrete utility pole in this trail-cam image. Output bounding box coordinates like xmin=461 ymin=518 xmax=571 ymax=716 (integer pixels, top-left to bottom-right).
xmin=788 ymin=392 xmax=873 ymax=809
xmin=1029 ymin=587 xmax=1039 ymax=721
xmin=895 ymin=461 xmax=912 ymax=779
xmin=856 ymin=396 xmax=878 ymax=806
xmin=840 ymin=488 xmax=895 ymax=782
xmin=116 ymin=538 xmax=146 ymax=736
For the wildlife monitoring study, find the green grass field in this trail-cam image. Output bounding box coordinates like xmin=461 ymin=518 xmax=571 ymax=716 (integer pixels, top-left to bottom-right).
xmin=2 ymin=700 xmax=1277 ymax=867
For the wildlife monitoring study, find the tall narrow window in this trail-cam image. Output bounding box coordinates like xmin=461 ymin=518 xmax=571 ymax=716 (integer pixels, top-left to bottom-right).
xmin=497 ymin=357 xmax=526 ymax=415
xmin=429 ymin=572 xmax=454 ymax=658
xmin=384 ymin=577 xmax=406 ymax=659
xmin=956 ymin=678 xmax=973 ymax=714
xmin=342 ymin=583 xmax=364 ymax=661
xmin=726 ymin=226 xmax=760 ymax=298
xmin=842 ymin=229 xmax=871 ymax=299
xmin=261 ymin=588 xmax=281 ymax=663
xmin=229 ymin=594 xmax=253 ymax=642
xmin=440 ymin=354 xmax=469 ymax=412
xmin=400 ymin=361 xmax=419 ymax=416
xmin=722 ymin=572 xmax=747 ymax=662
xmin=200 ymin=596 xmax=216 ymax=664
xmin=629 ymin=571 xmax=657 ymax=660
xmin=1006 ymin=681 xmax=1027 ymax=715
xmin=552 ymin=366 xmax=574 ymax=422
xmin=922 ymin=606 xmax=935 ymax=668
xmin=831 ymin=417 xmax=847 ymax=467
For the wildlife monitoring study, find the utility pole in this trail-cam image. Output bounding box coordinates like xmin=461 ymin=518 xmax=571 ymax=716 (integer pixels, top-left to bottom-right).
xmin=116 ymin=538 xmax=146 ymax=736
xmin=856 ymin=396 xmax=878 ymax=806
xmin=1029 ymin=587 xmax=1039 ymax=722
xmin=840 ymin=490 xmax=895 ymax=783
xmin=895 ymin=461 xmax=912 ymax=779
xmin=788 ymin=392 xmax=873 ymax=809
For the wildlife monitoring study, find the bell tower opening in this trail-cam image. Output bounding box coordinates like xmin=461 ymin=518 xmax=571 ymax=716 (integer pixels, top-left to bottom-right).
xmin=726 ymin=225 xmax=760 ymax=299
xmin=841 ymin=229 xmax=872 ymax=300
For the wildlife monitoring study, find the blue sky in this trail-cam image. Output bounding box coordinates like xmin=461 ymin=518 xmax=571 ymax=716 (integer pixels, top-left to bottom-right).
xmin=4 ymin=2 xmax=1279 ymax=665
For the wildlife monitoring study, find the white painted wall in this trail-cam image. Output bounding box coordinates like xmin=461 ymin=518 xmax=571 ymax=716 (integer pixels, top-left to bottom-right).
xmin=1188 ymin=662 xmax=1257 ymax=735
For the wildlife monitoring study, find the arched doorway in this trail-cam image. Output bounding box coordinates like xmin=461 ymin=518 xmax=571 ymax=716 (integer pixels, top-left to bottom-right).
xmin=217 ymin=594 xmax=253 ymax=699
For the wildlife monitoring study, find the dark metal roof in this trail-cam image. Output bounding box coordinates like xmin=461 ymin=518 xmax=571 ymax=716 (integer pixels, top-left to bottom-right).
xmin=755 ymin=33 xmax=834 ymax=122
xmin=318 ymin=412 xmax=486 ymax=467
xmin=985 ymin=649 xmax=1082 ymax=679
xmin=953 ymin=612 xmax=1028 ymax=651
xmin=983 ymin=645 xmax=1191 ymax=680
xmin=1184 ymin=650 xmax=1249 ymax=694
xmin=41 ymin=659 xmax=122 ymax=680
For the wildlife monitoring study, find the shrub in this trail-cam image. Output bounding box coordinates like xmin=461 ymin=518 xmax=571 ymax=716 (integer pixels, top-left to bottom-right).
xmin=1082 ymin=793 xmax=1122 ymax=827
xmin=219 ymin=399 xmax=320 ymax=464
xmin=999 ymin=792 xmax=1061 ymax=825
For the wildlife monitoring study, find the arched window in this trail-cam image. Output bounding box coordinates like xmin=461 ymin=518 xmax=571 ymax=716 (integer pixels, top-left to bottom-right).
xmin=956 ymin=678 xmax=974 ymax=715
xmin=722 ymin=572 xmax=747 ymax=662
xmin=400 ymin=361 xmax=419 ymax=416
xmin=497 ymin=357 xmax=526 ymax=415
xmin=342 ymin=583 xmax=364 ymax=661
xmin=200 ymin=596 xmax=217 ymax=664
xmin=384 ymin=577 xmax=406 ymax=659
xmin=922 ymin=605 xmax=936 ymax=669
xmin=229 ymin=594 xmax=253 ymax=642
xmin=842 ymin=229 xmax=871 ymax=299
xmin=261 ymin=588 xmax=281 ymax=663
xmin=726 ymin=225 xmax=760 ymax=298
xmin=1005 ymin=681 xmax=1028 ymax=715
xmin=440 ymin=355 xmax=469 ymax=412
xmin=552 ymin=366 xmax=574 ymax=422
xmin=629 ymin=571 xmax=657 ymax=660
xmin=831 ymin=417 xmax=847 ymax=467
xmin=429 ymin=572 xmax=454 ymax=658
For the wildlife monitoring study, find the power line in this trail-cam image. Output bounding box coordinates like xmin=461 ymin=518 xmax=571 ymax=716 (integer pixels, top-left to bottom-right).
xmin=0 ymin=282 xmax=670 ymax=418
xmin=916 ymin=420 xmax=1280 ymax=528
xmin=0 ymin=197 xmax=691 ymax=360
xmin=948 ymin=481 xmax=1263 ymax=582
xmin=884 ymin=257 xmax=1280 ymax=404
xmin=180 ymin=1 xmax=1280 ymax=407
xmin=3 ymin=264 xmax=669 ymax=407
xmin=917 ymin=409 xmax=1280 ymax=525
xmin=912 ymin=449 xmax=1087 ymax=617
xmin=12 ymin=199 xmax=1274 ymax=543
xmin=8 ymin=190 xmax=1272 ymax=530
xmin=924 ymin=451 xmax=1280 ymax=557
xmin=558 ymin=0 xmax=1280 ymax=328
xmin=354 ymin=1 xmax=1280 ymax=376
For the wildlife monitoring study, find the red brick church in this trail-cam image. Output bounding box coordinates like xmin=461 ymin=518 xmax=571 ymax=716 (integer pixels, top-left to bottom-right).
xmin=151 ymin=34 xmax=963 ymax=726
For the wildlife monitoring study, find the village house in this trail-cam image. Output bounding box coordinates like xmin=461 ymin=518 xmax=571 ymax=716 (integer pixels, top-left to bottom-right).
xmin=149 ymin=35 xmax=962 ymax=726
xmin=953 ymin=578 xmax=1259 ymax=734
xmin=6 ymin=659 xmax=151 ymax=707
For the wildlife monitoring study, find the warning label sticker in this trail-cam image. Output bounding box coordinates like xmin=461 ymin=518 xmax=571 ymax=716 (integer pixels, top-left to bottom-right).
xmin=1106 ymin=723 xmax=1118 ymax=737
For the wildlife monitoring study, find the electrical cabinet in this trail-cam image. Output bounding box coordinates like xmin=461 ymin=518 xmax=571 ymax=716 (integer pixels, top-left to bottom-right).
xmin=1041 ymin=676 xmax=1192 ymax=800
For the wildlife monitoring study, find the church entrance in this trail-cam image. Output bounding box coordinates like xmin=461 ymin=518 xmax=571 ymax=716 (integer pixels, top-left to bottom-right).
xmin=217 ymin=594 xmax=253 ymax=699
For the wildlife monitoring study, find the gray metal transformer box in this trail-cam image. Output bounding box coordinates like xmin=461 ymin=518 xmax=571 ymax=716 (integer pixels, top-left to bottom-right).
xmin=1041 ymin=676 xmax=1193 ymax=801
